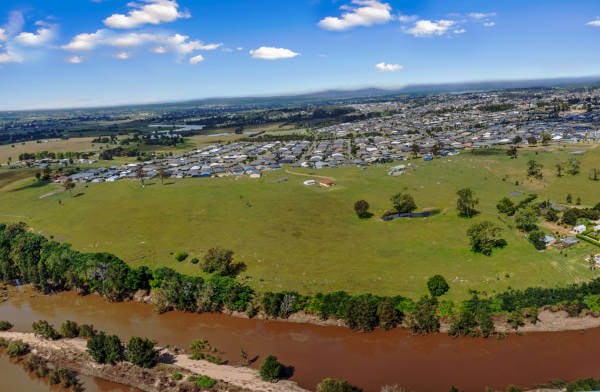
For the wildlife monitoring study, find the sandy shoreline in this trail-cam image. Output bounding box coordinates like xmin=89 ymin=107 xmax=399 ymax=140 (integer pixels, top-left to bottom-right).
xmin=0 ymin=332 xmax=310 ymax=392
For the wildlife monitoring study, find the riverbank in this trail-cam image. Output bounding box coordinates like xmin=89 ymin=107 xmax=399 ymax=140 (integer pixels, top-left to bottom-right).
xmin=131 ymin=289 xmax=600 ymax=333
xmin=0 ymin=331 xmax=309 ymax=392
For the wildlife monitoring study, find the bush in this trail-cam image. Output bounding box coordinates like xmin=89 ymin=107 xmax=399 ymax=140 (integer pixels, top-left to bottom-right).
xmin=408 ymin=296 xmax=440 ymax=334
xmin=126 ymin=336 xmax=159 ymax=368
xmin=260 ymin=355 xmax=285 ymax=382
xmin=202 ymin=248 xmax=245 ymax=276
xmin=87 ymin=332 xmax=124 ymax=364
xmin=172 ymin=372 xmax=183 ymax=381
xmin=377 ymin=299 xmax=401 ymax=330
xmin=427 ymin=275 xmax=450 ymax=297
xmin=317 ymin=378 xmax=362 ymax=392
xmin=194 ymin=376 xmax=216 ymax=388
xmin=7 ymin=339 xmax=29 ymax=357
xmin=175 ymin=252 xmax=188 ymax=262
xmin=506 ymin=386 xmax=522 ymax=392
xmin=496 ymin=197 xmax=516 ymax=215
xmin=32 ymin=320 xmax=60 ymax=340
xmin=60 ymin=320 xmax=79 ymax=338
xmin=190 ymin=258 xmax=199 ymax=264
xmin=78 ymin=324 xmax=95 ymax=339
xmin=343 ymin=295 xmax=379 ymax=331
xmin=0 ymin=320 xmax=13 ymax=331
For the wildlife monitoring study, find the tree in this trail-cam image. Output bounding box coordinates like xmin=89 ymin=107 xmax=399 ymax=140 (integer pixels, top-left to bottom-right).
xmin=527 ymin=160 xmax=543 ymax=179
xmin=467 ymin=221 xmax=505 ymax=256
xmin=496 ymin=197 xmax=516 ymax=215
xmin=354 ymin=200 xmax=371 ymax=219
xmin=87 ymin=332 xmax=124 ymax=365
xmin=410 ymin=143 xmax=420 ymax=158
xmin=528 ymin=230 xmax=546 ymax=250
xmin=32 ymin=320 xmax=60 ymax=340
xmin=6 ymin=339 xmax=29 ymax=357
xmin=513 ymin=135 xmax=523 ymax=145
xmin=427 ymin=275 xmax=450 ymax=297
xmin=541 ymin=132 xmax=552 ymax=145
xmin=344 ymin=295 xmax=379 ymax=331
xmin=566 ymin=193 xmax=573 ymax=204
xmin=63 ymin=179 xmax=75 ymax=197
xmin=126 ymin=336 xmax=159 ymax=368
xmin=527 ymin=136 xmax=537 ymax=146
xmin=391 ymin=193 xmax=417 ymax=214
xmin=377 ymin=299 xmax=401 ymax=330
xmin=317 ymin=378 xmax=362 ymax=392
xmin=555 ymin=163 xmax=563 ymax=177
xmin=515 ymin=208 xmax=538 ymax=232
xmin=135 ymin=166 xmax=145 ymax=187
xmin=202 ymin=247 xmax=244 ymax=276
xmin=158 ymin=167 xmax=167 ymax=185
xmin=589 ymin=168 xmax=600 ymax=181
xmin=408 ymin=296 xmax=440 ymax=334
xmin=456 ymin=188 xmax=479 ymax=218
xmin=260 ymin=355 xmax=285 ymax=382
xmin=35 ymin=172 xmax=41 ymax=181
xmin=507 ymin=145 xmax=518 ymax=159
xmin=567 ymin=158 xmax=580 ymax=175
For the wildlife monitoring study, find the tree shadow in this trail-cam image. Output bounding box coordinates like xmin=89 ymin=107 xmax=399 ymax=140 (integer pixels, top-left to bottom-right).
xmin=9 ymin=180 xmax=50 ymax=192
xmin=358 ymin=212 xmax=374 ymax=219
xmin=163 ymin=182 xmax=176 ymax=186
xmin=159 ymin=352 xmax=176 ymax=365
xmin=73 ymin=192 xmax=85 ymax=198
xmin=282 ymin=365 xmax=295 ymax=380
xmin=248 ymin=355 xmax=259 ymax=365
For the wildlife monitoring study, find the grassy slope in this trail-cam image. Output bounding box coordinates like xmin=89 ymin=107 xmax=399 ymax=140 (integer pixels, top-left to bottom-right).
xmin=0 ymin=144 xmax=599 ymax=301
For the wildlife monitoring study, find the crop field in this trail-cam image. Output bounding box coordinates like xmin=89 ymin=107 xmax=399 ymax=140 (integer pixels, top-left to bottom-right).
xmin=0 ymin=137 xmax=98 ymax=164
xmin=0 ymin=144 xmax=599 ymax=301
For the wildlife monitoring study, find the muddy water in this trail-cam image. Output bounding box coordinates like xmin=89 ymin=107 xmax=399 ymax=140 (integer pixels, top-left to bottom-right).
xmin=1 ymin=290 xmax=599 ymax=392
xmin=0 ymin=352 xmax=137 ymax=392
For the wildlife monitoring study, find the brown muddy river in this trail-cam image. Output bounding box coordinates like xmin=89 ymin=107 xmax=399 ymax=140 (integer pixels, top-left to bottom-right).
xmin=0 ymin=351 xmax=137 ymax=392
xmin=0 ymin=289 xmax=598 ymax=392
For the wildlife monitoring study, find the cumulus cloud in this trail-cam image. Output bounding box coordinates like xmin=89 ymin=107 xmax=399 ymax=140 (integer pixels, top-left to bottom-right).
xmin=318 ymin=0 xmax=393 ymax=31
xmin=103 ymin=0 xmax=190 ymax=29
xmin=189 ymin=54 xmax=204 ymax=64
xmin=483 ymin=21 xmax=496 ymax=27
xmin=15 ymin=25 xmax=56 ymax=46
xmin=454 ymin=28 xmax=466 ymax=34
xmin=152 ymin=46 xmax=167 ymax=53
xmin=405 ymin=19 xmax=455 ymax=37
xmin=249 ymin=46 xmax=299 ymax=60
xmin=65 ymin=55 xmax=82 ymax=63
xmin=114 ymin=51 xmax=130 ymax=59
xmin=0 ymin=28 xmax=6 ymax=42
xmin=375 ymin=62 xmax=403 ymax=72
xmin=62 ymin=30 xmax=105 ymax=51
xmin=398 ymin=13 xmax=418 ymax=24
xmin=587 ymin=19 xmax=600 ymax=27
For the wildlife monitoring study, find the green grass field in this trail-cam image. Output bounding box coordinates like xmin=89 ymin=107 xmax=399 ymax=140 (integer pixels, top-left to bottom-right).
xmin=0 ymin=143 xmax=599 ymax=301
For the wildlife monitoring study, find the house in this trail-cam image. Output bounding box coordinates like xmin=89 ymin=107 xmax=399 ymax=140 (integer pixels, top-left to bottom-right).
xmin=570 ymin=225 xmax=587 ymax=235
xmin=560 ymin=237 xmax=580 ymax=248
xmin=320 ymin=179 xmax=335 ymax=187
xmin=303 ymin=180 xmax=316 ymax=186
xmin=544 ymin=235 xmax=556 ymax=246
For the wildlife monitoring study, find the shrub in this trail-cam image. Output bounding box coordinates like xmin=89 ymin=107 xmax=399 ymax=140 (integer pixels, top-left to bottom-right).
xmin=377 ymin=299 xmax=401 ymax=330
xmin=7 ymin=339 xmax=29 ymax=357
xmin=496 ymin=197 xmax=516 ymax=215
xmin=194 ymin=376 xmax=216 ymax=388
xmin=126 ymin=336 xmax=159 ymax=368
xmin=317 ymin=378 xmax=362 ymax=392
xmin=506 ymin=386 xmax=522 ymax=392
xmin=0 ymin=320 xmax=13 ymax=331
xmin=260 ymin=355 xmax=285 ymax=382
xmin=408 ymin=296 xmax=440 ymax=334
xmin=343 ymin=295 xmax=379 ymax=331
xmin=202 ymin=248 xmax=245 ymax=276
xmin=172 ymin=372 xmax=183 ymax=381
xmin=61 ymin=320 xmax=79 ymax=338
xmin=78 ymin=324 xmax=95 ymax=339
xmin=32 ymin=320 xmax=60 ymax=340
xmin=190 ymin=258 xmax=199 ymax=264
xmin=427 ymin=275 xmax=450 ymax=297
xmin=175 ymin=252 xmax=188 ymax=262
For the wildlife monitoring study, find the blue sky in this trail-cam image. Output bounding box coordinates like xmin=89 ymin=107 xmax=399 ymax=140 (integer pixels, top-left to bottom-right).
xmin=0 ymin=0 xmax=599 ymax=110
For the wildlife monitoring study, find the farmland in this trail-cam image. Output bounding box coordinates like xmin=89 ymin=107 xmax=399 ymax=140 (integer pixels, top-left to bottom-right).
xmin=0 ymin=145 xmax=599 ymax=301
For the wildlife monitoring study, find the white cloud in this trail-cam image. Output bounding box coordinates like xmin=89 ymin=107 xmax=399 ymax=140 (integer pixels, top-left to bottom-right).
xmin=375 ymin=62 xmax=403 ymax=72
xmin=453 ymin=28 xmax=466 ymax=34
xmin=0 ymin=28 xmax=6 ymax=42
xmin=469 ymin=12 xmax=496 ymax=20
xmin=189 ymin=54 xmax=204 ymax=64
xmin=249 ymin=46 xmax=299 ymax=60
xmin=398 ymin=13 xmax=418 ymax=24
xmin=405 ymin=19 xmax=455 ymax=37
xmin=15 ymin=26 xmax=56 ymax=46
xmin=152 ymin=46 xmax=167 ymax=53
xmin=65 ymin=55 xmax=82 ymax=63
xmin=0 ymin=50 xmax=22 ymax=64
xmin=62 ymin=30 xmax=105 ymax=51
xmin=318 ymin=0 xmax=393 ymax=31
xmin=587 ymin=19 xmax=600 ymax=27
xmin=114 ymin=51 xmax=130 ymax=59
xmin=104 ymin=0 xmax=190 ymax=29
xmin=483 ymin=21 xmax=496 ymax=27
